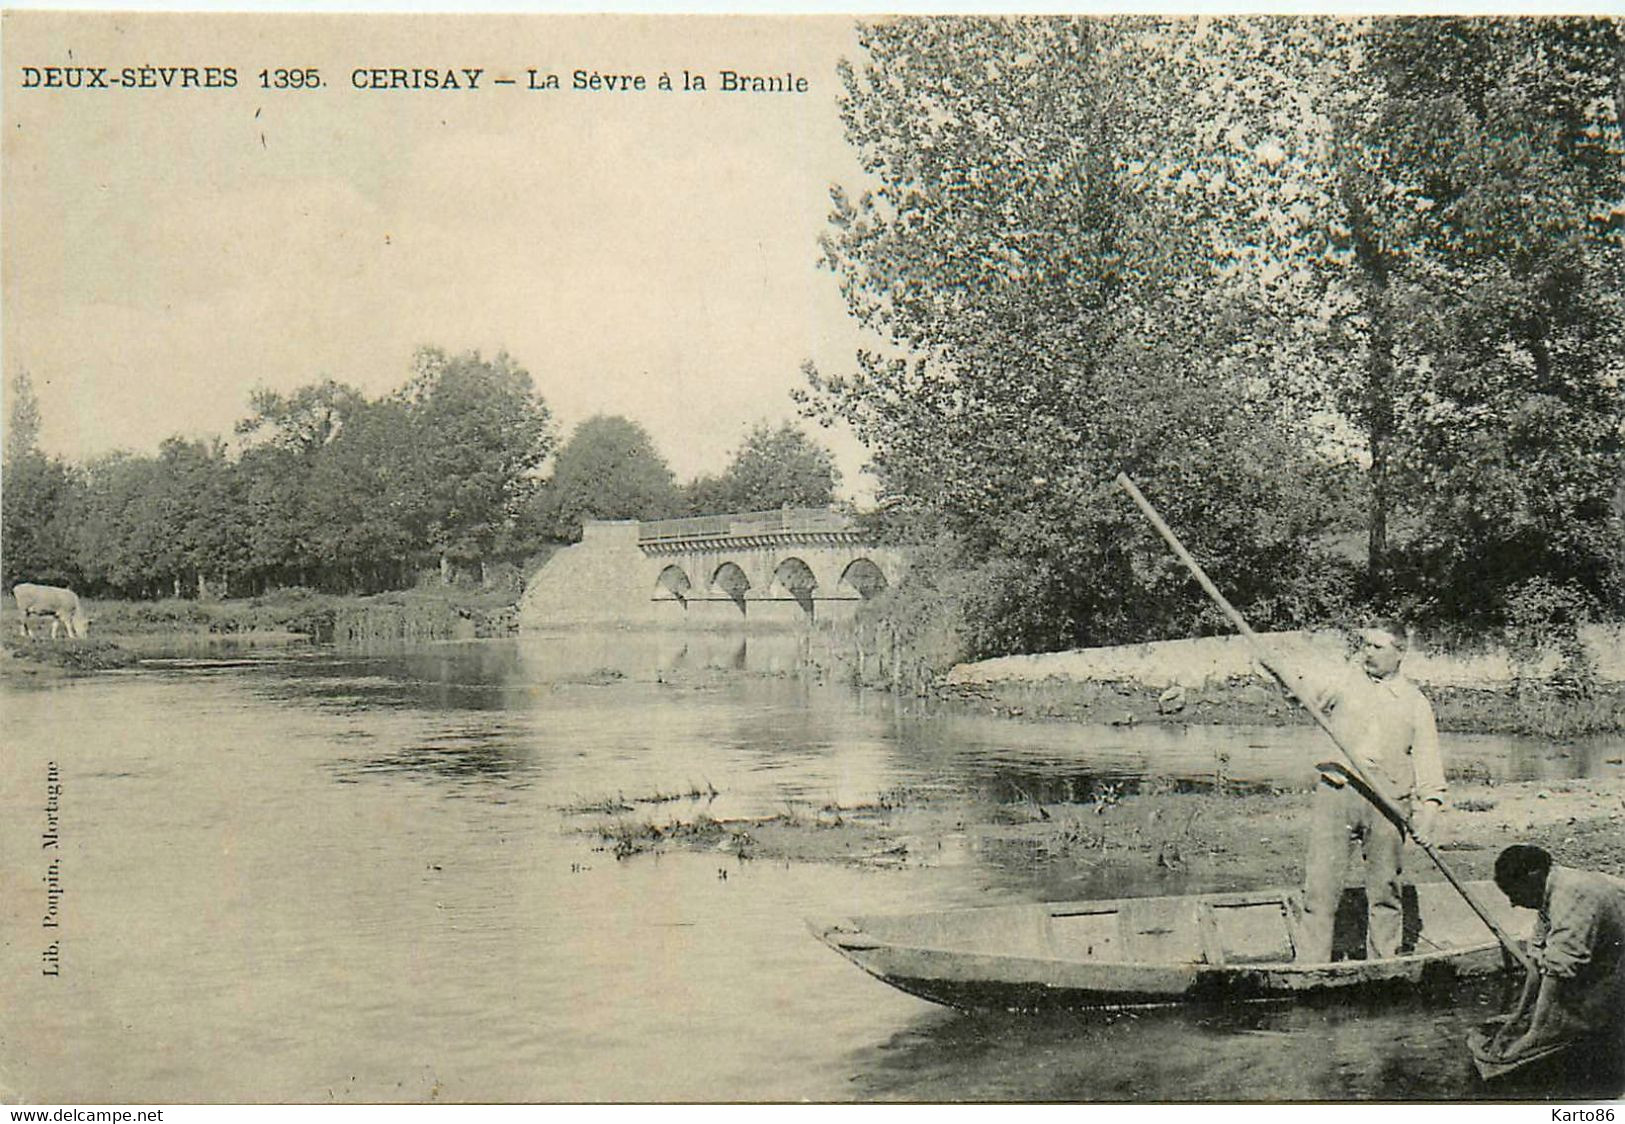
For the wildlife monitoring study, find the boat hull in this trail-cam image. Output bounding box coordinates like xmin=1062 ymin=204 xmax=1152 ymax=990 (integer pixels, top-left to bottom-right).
xmin=818 ymin=940 xmax=1514 ymax=1011
xmin=814 ymin=881 xmax=1536 ymax=1012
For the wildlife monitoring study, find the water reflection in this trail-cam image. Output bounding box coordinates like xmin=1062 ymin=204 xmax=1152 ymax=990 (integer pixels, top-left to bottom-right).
xmin=333 ymin=736 xmax=539 ymax=789
xmin=8 ymin=636 xmax=1617 ymax=1103
xmin=160 ymin=636 xmax=1623 ymax=790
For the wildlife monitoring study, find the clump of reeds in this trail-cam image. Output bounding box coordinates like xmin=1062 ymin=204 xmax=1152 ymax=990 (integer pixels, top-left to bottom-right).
xmin=562 ymin=781 xmax=719 ymax=816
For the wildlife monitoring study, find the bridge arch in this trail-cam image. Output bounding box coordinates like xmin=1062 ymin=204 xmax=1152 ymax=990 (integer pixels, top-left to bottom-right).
xmin=773 ymin=557 xmax=818 ymax=618
xmin=772 ymin=557 xmax=817 ymax=595
xmin=838 ymin=558 xmax=889 ymax=599
xmin=655 ymin=564 xmax=692 ymax=606
xmin=710 ymin=561 xmax=751 ymax=615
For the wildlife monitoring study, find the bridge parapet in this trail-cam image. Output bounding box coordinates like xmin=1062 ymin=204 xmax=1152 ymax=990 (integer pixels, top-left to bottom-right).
xmin=637 ymin=507 xmax=855 ymax=551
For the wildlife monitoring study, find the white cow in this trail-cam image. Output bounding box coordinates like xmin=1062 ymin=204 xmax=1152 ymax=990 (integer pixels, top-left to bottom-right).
xmin=13 ymin=583 xmax=89 ymax=639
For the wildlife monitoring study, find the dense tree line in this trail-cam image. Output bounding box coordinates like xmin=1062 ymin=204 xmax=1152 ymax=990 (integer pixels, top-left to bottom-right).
xmin=3 ymin=357 xmax=841 ymax=599
xmin=521 ymin=417 xmax=842 ymax=541
xmin=807 ymin=15 xmax=1624 ymax=657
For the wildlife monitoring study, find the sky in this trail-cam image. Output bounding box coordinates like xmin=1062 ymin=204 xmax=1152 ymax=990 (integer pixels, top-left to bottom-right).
xmin=2 ymin=12 xmax=883 ymax=497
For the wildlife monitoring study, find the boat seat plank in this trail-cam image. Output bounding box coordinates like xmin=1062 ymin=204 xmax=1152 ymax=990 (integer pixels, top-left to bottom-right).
xmin=1197 ymin=903 xmax=1226 ymax=966
xmin=1211 ymin=899 xmax=1295 ymax=964
xmin=1118 ymin=896 xmax=1203 ymax=963
xmin=1047 ymin=909 xmax=1120 ymax=962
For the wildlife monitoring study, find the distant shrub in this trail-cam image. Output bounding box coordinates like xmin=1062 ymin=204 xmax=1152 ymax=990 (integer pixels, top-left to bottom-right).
xmin=1503 ymin=577 xmax=1598 ymax=699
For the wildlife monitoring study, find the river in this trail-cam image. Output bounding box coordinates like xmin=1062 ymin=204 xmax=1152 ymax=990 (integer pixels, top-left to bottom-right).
xmin=2 ymin=633 xmax=1619 ymax=1103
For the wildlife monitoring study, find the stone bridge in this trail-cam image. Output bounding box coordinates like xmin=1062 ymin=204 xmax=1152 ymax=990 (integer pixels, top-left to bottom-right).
xmin=518 ymin=508 xmax=909 ymax=629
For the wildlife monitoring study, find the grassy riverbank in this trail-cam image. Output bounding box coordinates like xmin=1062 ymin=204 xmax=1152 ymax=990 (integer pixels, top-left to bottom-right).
xmin=804 ymin=616 xmax=1625 ymax=738
xmin=0 ymin=587 xmax=522 ymax=675
xmin=929 ymin=675 xmax=1625 ymax=739
xmin=10 ymin=587 xmax=519 ymax=638
xmin=0 ymin=636 xmax=141 ymax=674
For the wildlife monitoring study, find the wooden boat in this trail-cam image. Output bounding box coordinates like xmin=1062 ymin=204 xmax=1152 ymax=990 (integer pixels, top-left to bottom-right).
xmin=811 ymin=881 xmax=1537 ymax=1011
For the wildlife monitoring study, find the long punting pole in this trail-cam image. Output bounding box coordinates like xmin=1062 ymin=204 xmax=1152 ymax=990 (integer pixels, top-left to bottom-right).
xmin=1115 ymin=472 xmax=1533 ymax=971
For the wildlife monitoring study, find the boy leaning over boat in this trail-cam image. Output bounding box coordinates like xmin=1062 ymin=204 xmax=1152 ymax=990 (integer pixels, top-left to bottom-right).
xmin=1486 ymin=844 xmax=1625 ymax=1064
xmin=1266 ymin=618 xmax=1446 ymax=963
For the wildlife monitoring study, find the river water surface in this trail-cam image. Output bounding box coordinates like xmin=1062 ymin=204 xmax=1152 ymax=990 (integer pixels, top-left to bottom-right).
xmin=2 ymin=634 xmax=1620 ymax=1103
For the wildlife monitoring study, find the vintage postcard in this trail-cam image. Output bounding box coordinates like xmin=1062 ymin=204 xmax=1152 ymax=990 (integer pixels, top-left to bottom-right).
xmin=3 ymin=7 xmax=1622 ymax=1109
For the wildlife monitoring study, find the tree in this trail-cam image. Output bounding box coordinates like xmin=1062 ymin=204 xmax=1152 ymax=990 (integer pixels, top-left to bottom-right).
xmin=1360 ymin=18 xmax=1625 ymax=624
xmin=302 ymin=398 xmax=421 ymax=592
xmin=65 ymin=438 xmax=244 ymax=599
xmin=809 ymin=16 xmax=1352 ymax=653
xmin=398 ymin=348 xmax=554 ymax=581
xmin=686 ymin=422 xmax=841 ymax=514
xmin=73 ymin=452 xmax=166 ymax=598
xmin=813 ymin=15 xmax=1623 ymax=656
xmin=2 ymin=455 xmax=79 ymax=591
xmin=234 ymin=379 xmax=404 ymax=592
xmin=532 ymin=415 xmax=682 ymax=541
xmin=158 ymin=437 xmax=249 ymax=598
xmin=5 ymin=370 xmax=42 ymax=465
xmin=234 ymin=441 xmax=319 ymax=592
xmin=1120 ymin=16 xmax=1625 ymax=619
xmin=3 ymin=371 xmax=81 ymax=590
xmin=235 ymin=379 xmax=368 ymax=458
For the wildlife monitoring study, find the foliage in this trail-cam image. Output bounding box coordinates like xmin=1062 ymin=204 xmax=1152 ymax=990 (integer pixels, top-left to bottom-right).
xmin=1 ymin=452 xmax=79 ymax=590
xmin=5 ymin=371 xmax=42 ymax=466
xmin=813 ymin=15 xmax=1624 ymax=655
xmin=301 ymin=398 xmax=422 ymax=590
xmin=9 ymin=346 xmax=566 ymax=600
xmin=1118 ymin=17 xmax=1625 ymax=621
xmin=398 ymin=347 xmax=555 ymax=568
xmin=809 ymin=16 xmax=1356 ymax=652
xmin=2 ymin=370 xmax=81 ymax=590
xmin=1361 ymin=19 xmax=1625 ymax=626
xmin=235 ymin=379 xmax=368 ymax=457
xmin=233 ymin=378 xmax=385 ymax=589
xmin=1500 ymin=575 xmax=1599 ymax=698
xmin=529 ymin=415 xmax=683 ymax=541
xmin=686 ymin=422 xmax=840 ymax=514
xmin=74 ymin=452 xmax=163 ymax=597
xmin=152 ymin=437 xmax=244 ymax=598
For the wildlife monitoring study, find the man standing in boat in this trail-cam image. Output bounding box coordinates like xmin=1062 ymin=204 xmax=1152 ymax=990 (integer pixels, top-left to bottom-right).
xmin=1486 ymin=844 xmax=1625 ymax=1063
xmin=1271 ymin=619 xmax=1446 ymax=962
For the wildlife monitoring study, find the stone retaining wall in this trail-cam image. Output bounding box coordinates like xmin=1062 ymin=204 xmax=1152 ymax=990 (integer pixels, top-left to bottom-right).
xmin=517 ymin=522 xmax=650 ymax=627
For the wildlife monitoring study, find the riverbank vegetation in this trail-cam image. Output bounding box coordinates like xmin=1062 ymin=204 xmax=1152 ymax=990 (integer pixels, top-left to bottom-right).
xmin=4 ymin=350 xmax=841 ymax=600
xmin=806 ymin=17 xmax=1623 ymax=674
xmin=568 ymin=775 xmax=1625 ymax=893
xmin=1 ymin=637 xmax=138 ymax=674
xmin=1 ymin=585 xmax=520 ymax=656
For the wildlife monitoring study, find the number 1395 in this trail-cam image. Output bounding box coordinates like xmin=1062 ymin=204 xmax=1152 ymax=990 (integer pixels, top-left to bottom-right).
xmin=259 ymin=68 xmax=322 ymax=89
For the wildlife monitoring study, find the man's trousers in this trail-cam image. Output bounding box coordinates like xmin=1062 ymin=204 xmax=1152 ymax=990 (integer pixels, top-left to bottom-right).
xmin=1299 ymin=777 xmax=1406 ymax=962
